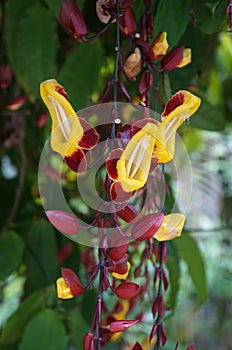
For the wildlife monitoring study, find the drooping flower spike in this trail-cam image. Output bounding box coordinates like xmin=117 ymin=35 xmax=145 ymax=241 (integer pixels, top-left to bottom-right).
xmin=40 ymin=79 xmax=99 ymax=173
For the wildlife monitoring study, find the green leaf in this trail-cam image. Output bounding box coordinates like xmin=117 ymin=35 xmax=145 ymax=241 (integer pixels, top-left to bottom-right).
xmin=194 ymin=0 xmax=226 ymax=34
xmin=16 ymin=3 xmax=58 ymax=98
xmin=24 ymin=220 xmax=59 ymax=290
xmin=0 ymin=231 xmax=24 ymax=280
xmin=154 ymin=0 xmax=191 ymax=48
xmin=44 ymin=0 xmax=63 ymax=18
xmin=19 ymin=309 xmax=67 ymax=350
xmin=68 ymin=310 xmax=89 ymax=348
xmin=4 ymin=0 xmax=32 ymax=91
xmin=189 ymin=96 xmax=226 ymax=131
xmin=166 ymin=242 xmax=180 ymax=309
xmin=58 ymin=40 xmax=104 ymax=109
xmin=0 ymin=289 xmax=46 ymax=343
xmin=174 ymin=232 xmax=207 ymax=304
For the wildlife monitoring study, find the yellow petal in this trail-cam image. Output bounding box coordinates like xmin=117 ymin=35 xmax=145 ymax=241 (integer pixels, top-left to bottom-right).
xmin=154 ymin=90 xmax=201 ymax=163
xmin=40 ymin=79 xmax=83 ymax=157
xmin=154 ymin=213 xmax=185 ymax=241
xmin=117 ymin=123 xmax=157 ymax=192
xmin=151 ymin=32 xmax=169 ymax=58
xmin=176 ymin=48 xmax=191 ymax=68
xmin=56 ymin=277 xmax=74 ymax=299
xmin=112 ymin=262 xmax=131 ymax=280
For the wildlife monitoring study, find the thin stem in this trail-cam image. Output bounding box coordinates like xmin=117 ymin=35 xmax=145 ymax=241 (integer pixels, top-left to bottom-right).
xmin=2 ymin=133 xmax=27 ymax=233
xmin=82 ymin=16 xmax=115 ymax=43
xmin=154 ymin=242 xmax=164 ymax=350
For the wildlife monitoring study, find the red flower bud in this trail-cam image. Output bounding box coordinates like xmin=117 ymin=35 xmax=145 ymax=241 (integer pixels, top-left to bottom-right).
xmin=59 ymin=0 xmax=88 ymax=40
xmin=117 ymin=204 xmax=139 ymax=223
xmin=6 ymin=95 xmax=27 ymax=111
xmin=37 ymin=113 xmax=48 ymax=128
xmin=83 ymin=332 xmax=94 ymax=350
xmin=186 ymin=346 xmax=194 ymax=350
xmin=115 ymin=282 xmax=139 ymax=299
xmin=119 ymin=7 xmax=137 ymax=35
xmin=138 ymin=71 xmax=153 ymax=99
xmin=131 ymin=212 xmax=164 ymax=241
xmin=101 ymin=319 xmax=139 ymax=332
xmin=61 ymin=267 xmax=84 ymax=296
xmin=149 ymin=322 xmax=158 ymax=342
xmin=132 ymin=342 xmax=143 ymax=350
xmin=57 ymin=243 xmax=73 ymax=263
xmin=0 ymin=65 xmax=13 ymax=90
xmin=161 ymin=324 xmax=167 ymax=346
xmin=152 ymin=295 xmax=165 ymax=317
xmin=107 ymin=239 xmax=129 ymax=261
xmin=45 ymin=210 xmax=80 ymax=235
xmin=161 ymin=46 xmax=184 ymax=71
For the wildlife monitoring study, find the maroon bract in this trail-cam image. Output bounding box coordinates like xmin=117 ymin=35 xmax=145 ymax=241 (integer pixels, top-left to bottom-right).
xmin=161 ymin=46 xmax=184 ymax=71
xmin=132 ymin=212 xmax=164 ymax=241
xmin=45 ymin=210 xmax=80 ymax=235
xmin=119 ymin=7 xmax=137 ymax=35
xmin=62 ymin=267 xmax=84 ymax=296
xmin=59 ymin=0 xmax=88 ymax=40
xmin=101 ymin=319 xmax=139 ymax=332
xmin=115 ymin=282 xmax=139 ymax=299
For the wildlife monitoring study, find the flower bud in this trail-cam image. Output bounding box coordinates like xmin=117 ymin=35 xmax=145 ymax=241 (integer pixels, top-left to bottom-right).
xmin=119 ymin=8 xmax=137 ymax=35
xmin=45 ymin=210 xmax=79 ymax=235
xmin=61 ymin=267 xmax=84 ymax=296
xmin=6 ymin=95 xmax=27 ymax=110
xmin=59 ymin=0 xmax=88 ymax=40
xmin=115 ymin=282 xmax=139 ymax=299
xmin=161 ymin=46 xmax=184 ymax=71
xmin=132 ymin=212 xmax=164 ymax=241
xmin=101 ymin=319 xmax=139 ymax=332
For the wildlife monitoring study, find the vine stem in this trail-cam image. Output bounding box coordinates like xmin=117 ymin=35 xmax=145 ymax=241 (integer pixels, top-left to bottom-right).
xmin=154 ymin=241 xmax=164 ymax=350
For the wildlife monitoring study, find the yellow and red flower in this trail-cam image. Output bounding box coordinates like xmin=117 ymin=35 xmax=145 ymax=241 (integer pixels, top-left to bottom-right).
xmin=56 ymin=267 xmax=84 ymax=299
xmin=150 ymin=32 xmax=169 ymax=61
xmin=106 ymin=90 xmax=200 ymax=202
xmin=154 ymin=213 xmax=186 ymax=241
xmin=40 ymin=79 xmax=99 ymax=173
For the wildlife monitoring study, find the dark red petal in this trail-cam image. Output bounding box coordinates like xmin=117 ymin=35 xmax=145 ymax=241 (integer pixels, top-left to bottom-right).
xmin=152 ymin=295 xmax=165 ymax=318
xmin=83 ymin=332 xmax=94 ymax=350
xmin=64 ymin=148 xmax=87 ymax=173
xmin=115 ymin=282 xmax=139 ymax=299
xmin=57 ymin=243 xmax=73 ymax=263
xmin=161 ymin=46 xmax=184 ymax=72
xmin=108 ymin=261 xmax=128 ymax=275
xmin=107 ymin=239 xmax=129 ymax=261
xmin=132 ymin=212 xmax=164 ymax=241
xmin=139 ymin=71 xmax=153 ymax=97
xmin=117 ymin=124 xmax=132 ymax=143
xmin=0 ymin=65 xmax=13 ymax=90
xmin=119 ymin=7 xmax=137 ymax=35
xmin=161 ymin=324 xmax=167 ymax=346
xmin=149 ymin=323 xmax=158 ymax=342
xmin=59 ymin=0 xmax=88 ymax=39
xmin=117 ymin=204 xmax=140 ymax=223
xmin=162 ymin=90 xmax=185 ymax=117
xmin=110 ymin=182 xmax=134 ymax=204
xmin=45 ymin=210 xmax=79 ymax=234
xmin=78 ymin=117 xmax=99 ymax=150
xmin=106 ymin=148 xmax=123 ymax=181
xmin=101 ymin=319 xmax=139 ymax=333
xmin=131 ymin=118 xmax=158 ymax=135
xmin=132 ymin=342 xmax=143 ymax=350
xmin=186 ymin=346 xmax=194 ymax=350
xmin=62 ymin=267 xmax=84 ymax=296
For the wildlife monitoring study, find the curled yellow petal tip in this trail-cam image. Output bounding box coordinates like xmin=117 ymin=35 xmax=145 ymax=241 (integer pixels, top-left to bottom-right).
xmin=154 ymin=213 xmax=186 ymax=241
xmin=176 ymin=48 xmax=191 ymax=68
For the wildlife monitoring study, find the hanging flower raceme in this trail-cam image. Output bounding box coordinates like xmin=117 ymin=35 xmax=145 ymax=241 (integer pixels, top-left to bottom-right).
xmin=106 ymin=122 xmax=157 ymax=202
xmin=154 ymin=90 xmax=201 ymax=163
xmin=40 ymin=79 xmax=99 ymax=173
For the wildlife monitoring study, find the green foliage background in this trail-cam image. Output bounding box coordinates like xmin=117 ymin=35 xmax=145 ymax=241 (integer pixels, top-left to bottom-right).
xmin=0 ymin=0 xmax=232 ymax=349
